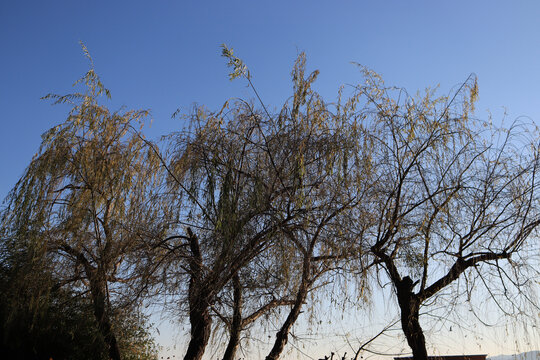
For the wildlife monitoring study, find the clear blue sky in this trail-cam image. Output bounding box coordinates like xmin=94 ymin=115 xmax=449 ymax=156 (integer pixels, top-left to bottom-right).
xmin=3 ymin=0 xmax=540 ymax=201
xmin=1 ymin=0 xmax=540 ymax=357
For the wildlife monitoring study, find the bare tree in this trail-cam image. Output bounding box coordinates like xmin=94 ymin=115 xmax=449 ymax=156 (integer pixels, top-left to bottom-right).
xmin=350 ymin=69 xmax=540 ymax=359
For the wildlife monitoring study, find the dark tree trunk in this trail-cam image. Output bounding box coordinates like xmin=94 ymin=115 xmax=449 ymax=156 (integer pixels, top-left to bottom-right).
xmin=396 ymin=277 xmax=427 ymax=360
xmin=88 ymin=272 xmax=122 ymax=360
xmin=265 ymin=259 xmax=311 ymax=360
xmin=264 ymin=288 xmax=307 ymax=360
xmin=183 ymin=304 xmax=212 ymax=360
xmin=183 ymin=274 xmax=212 ymax=360
xmin=222 ymin=274 xmax=242 ymax=360
xmin=184 ymin=227 xmax=213 ymax=360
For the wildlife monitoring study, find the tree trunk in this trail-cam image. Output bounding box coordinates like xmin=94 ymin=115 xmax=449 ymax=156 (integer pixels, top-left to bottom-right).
xmin=222 ymin=274 xmax=242 ymax=360
xmin=396 ymin=277 xmax=427 ymax=360
xmin=265 ymin=289 xmax=307 ymax=360
xmin=184 ymin=276 xmax=212 ymax=360
xmin=184 ymin=227 xmax=213 ymax=360
xmin=88 ymin=273 xmax=122 ymax=360
xmin=265 ymin=259 xmax=311 ymax=360
xmin=183 ymin=305 xmax=212 ymax=360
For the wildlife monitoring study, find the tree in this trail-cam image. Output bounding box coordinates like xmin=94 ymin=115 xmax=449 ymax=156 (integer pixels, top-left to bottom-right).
xmin=0 ymin=234 xmax=158 ymax=360
xmin=0 ymin=257 xmax=108 ymax=360
xmin=211 ymin=262 xmax=294 ymax=360
xmin=1 ymin=45 xmax=166 ymax=360
xmin=262 ymin=54 xmax=365 ymax=360
xmin=160 ymin=101 xmax=300 ymax=360
xmin=155 ymin=47 xmax=368 ymax=360
xmin=351 ymin=69 xmax=540 ymax=359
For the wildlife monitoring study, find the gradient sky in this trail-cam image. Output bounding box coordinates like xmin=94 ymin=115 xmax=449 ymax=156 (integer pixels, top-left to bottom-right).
xmin=1 ymin=1 xmax=540 ymax=358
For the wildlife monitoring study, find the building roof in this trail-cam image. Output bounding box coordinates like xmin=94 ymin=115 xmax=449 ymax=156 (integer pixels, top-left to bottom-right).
xmin=394 ymin=355 xmax=488 ymax=360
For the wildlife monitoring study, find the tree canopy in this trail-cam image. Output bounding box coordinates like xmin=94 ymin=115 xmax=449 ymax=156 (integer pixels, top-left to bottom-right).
xmin=1 ymin=45 xmax=539 ymax=360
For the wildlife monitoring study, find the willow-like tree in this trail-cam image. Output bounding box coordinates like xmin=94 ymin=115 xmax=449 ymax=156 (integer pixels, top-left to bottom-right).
xmin=157 ymin=48 xmax=367 ymax=360
xmin=262 ymin=54 xmax=369 ymax=360
xmin=213 ymin=53 xmax=362 ymax=359
xmin=211 ymin=261 xmax=294 ymax=360
xmin=352 ymin=69 xmax=540 ymax=359
xmin=210 ymin=48 xmax=371 ymax=360
xmin=160 ymin=101 xmax=298 ymax=360
xmin=0 ymin=245 xmax=158 ymax=360
xmin=1 ymin=46 xmax=165 ymax=360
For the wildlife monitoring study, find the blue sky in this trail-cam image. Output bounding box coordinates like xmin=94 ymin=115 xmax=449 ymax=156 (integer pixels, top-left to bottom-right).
xmin=3 ymin=1 xmax=540 ymax=201
xmin=2 ymin=1 xmax=540 ymax=357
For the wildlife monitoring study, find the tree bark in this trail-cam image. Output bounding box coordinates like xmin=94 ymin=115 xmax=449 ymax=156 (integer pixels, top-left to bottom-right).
xmin=396 ymin=277 xmax=427 ymax=360
xmin=62 ymin=246 xmax=122 ymax=360
xmin=265 ymin=259 xmax=311 ymax=360
xmin=222 ymin=274 xmax=242 ymax=360
xmin=75 ymin=249 xmax=121 ymax=360
xmin=183 ymin=303 xmax=212 ymax=360
xmin=184 ymin=274 xmax=212 ymax=360
xmin=264 ymin=288 xmax=308 ymax=360
xmin=183 ymin=227 xmax=213 ymax=360
xmin=88 ymin=272 xmax=122 ymax=360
